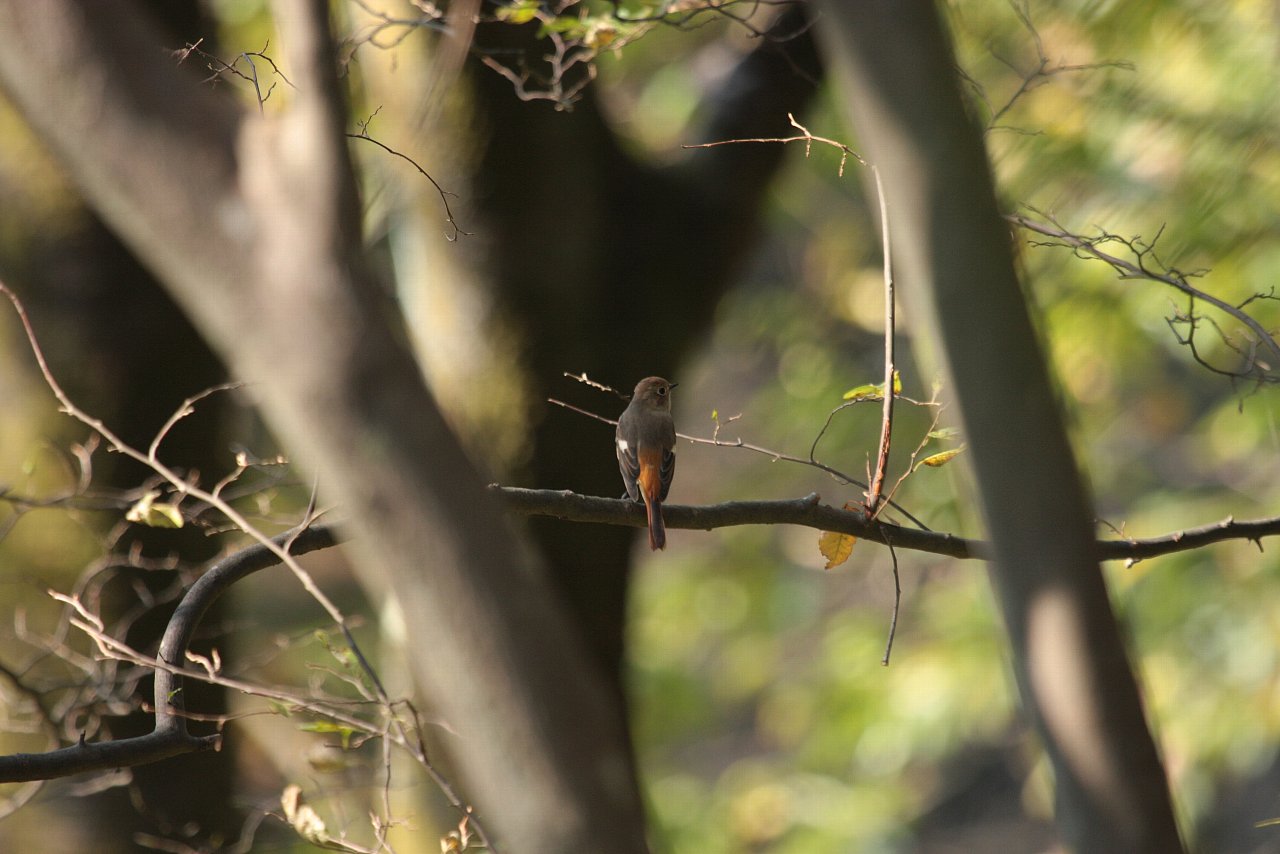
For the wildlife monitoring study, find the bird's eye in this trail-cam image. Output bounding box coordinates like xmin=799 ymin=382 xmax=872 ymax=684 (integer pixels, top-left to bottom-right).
xmin=657 ymin=386 xmax=666 ymax=395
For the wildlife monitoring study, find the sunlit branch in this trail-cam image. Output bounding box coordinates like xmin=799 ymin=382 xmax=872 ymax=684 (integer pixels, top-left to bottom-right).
xmin=866 ymin=164 xmax=894 ymax=515
xmin=347 ymin=112 xmax=469 ymax=240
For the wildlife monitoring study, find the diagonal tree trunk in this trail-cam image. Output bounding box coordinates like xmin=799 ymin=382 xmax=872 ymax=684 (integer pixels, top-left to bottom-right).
xmin=813 ymin=2 xmax=1183 ymax=851
xmin=0 ymin=1 xmax=647 ymax=849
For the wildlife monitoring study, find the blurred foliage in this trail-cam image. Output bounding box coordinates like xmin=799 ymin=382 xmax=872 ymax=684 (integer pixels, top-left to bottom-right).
xmin=0 ymin=0 xmax=1278 ymax=851
xmin=611 ymin=0 xmax=1280 ymax=850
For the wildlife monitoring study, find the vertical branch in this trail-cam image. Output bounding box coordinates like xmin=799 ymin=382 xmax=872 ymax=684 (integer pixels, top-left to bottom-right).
xmin=866 ymin=165 xmax=895 ymax=515
xmin=881 ymin=537 xmax=901 ymax=666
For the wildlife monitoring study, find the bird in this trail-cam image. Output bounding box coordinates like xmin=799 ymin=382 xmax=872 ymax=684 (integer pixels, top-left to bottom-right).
xmin=615 ymin=377 xmax=677 ymax=550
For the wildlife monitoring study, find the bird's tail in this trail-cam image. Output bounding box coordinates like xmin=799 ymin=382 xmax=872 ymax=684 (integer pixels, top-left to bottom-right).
xmin=645 ymin=497 xmax=666 ymax=550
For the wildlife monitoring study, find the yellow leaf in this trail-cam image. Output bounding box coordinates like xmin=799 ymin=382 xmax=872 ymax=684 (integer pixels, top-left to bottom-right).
xmin=125 ymin=490 xmax=184 ymax=528
xmin=917 ymin=446 xmax=966 ymax=469
xmin=891 ymin=370 xmax=902 ymax=395
xmin=585 ymin=21 xmax=618 ymax=49
xmin=818 ymin=529 xmax=856 ymax=569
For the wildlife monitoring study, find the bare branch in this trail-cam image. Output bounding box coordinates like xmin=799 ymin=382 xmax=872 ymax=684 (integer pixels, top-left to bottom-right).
xmin=548 ymin=396 xmax=932 ymax=530
xmin=0 ymin=281 xmax=363 ymax=656
xmin=562 ymin=371 xmax=628 ymax=399
xmin=347 ymin=115 xmax=470 ymax=240
xmin=492 ymin=486 xmax=1280 ymax=564
xmin=881 ymin=537 xmax=901 ymax=666
xmin=1010 ymin=211 xmax=1280 ymax=379
xmin=980 ymin=1 xmax=1133 ymax=133
xmin=866 ymin=164 xmax=895 ymax=515
xmin=0 ymin=524 xmax=342 ymax=784
xmin=683 ymin=112 xmax=865 ymax=176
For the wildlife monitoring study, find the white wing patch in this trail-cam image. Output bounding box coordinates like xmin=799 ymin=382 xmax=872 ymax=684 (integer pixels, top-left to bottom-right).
xmin=617 ymin=438 xmax=629 ymax=452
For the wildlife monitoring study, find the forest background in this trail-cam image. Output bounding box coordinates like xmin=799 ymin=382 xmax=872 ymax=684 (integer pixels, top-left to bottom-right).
xmin=0 ymin=0 xmax=1278 ymax=852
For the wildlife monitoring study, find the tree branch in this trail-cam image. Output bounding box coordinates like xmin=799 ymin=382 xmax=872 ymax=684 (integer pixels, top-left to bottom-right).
xmin=1010 ymin=211 xmax=1280 ymax=378
xmin=493 ymin=486 xmax=1280 ymax=564
xmin=0 ymin=524 xmax=342 ymax=784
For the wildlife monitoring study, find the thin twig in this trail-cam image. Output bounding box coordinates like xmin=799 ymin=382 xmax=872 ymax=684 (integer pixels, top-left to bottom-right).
xmin=0 ymin=281 xmax=355 ymax=646
xmin=546 ymin=398 xmax=932 ymax=529
xmin=881 ymin=538 xmax=901 ymax=666
xmin=1009 ymin=211 xmax=1280 ymax=374
xmin=347 ymin=123 xmax=469 ymax=241
xmin=866 ymin=164 xmax=895 ymax=516
xmin=148 ymin=383 xmax=244 ymax=462
xmin=563 ymin=371 xmax=628 ymax=398
xmin=683 ymin=113 xmax=865 ymax=176
xmin=980 ymin=2 xmax=1133 ymax=133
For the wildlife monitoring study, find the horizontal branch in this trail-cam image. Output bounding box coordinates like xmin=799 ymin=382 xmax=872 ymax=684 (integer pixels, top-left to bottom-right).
xmin=496 ymin=487 xmax=980 ymax=558
xmin=0 ymin=730 xmax=218 ymax=784
xmin=493 ymin=487 xmax=1280 ymax=564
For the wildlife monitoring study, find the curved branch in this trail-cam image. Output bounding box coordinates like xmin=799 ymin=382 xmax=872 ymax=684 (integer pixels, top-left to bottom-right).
xmin=1010 ymin=212 xmax=1280 ymax=373
xmin=493 ymin=487 xmax=1280 ymax=564
xmin=156 ymin=524 xmax=344 ymax=729
xmin=0 ymin=524 xmax=343 ymax=784
xmin=0 ymin=730 xmax=217 ymax=785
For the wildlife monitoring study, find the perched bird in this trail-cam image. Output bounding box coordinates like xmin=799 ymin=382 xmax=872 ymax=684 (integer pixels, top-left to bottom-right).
xmin=616 ymin=377 xmax=677 ymax=550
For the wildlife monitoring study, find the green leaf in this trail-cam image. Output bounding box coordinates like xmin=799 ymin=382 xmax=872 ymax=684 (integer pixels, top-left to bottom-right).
xmin=842 ymin=383 xmax=883 ymax=402
xmin=843 ymin=373 xmax=901 ymax=402
xmin=300 ymin=721 xmax=357 ymax=750
xmin=538 ymin=15 xmax=585 ymax=37
xmin=927 ymin=426 xmax=962 ymax=441
xmin=495 ymin=0 xmax=539 ymax=24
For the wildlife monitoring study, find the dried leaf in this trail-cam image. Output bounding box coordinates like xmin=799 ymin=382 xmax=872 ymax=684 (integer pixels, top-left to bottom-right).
xmin=282 ymin=784 xmax=331 ymax=845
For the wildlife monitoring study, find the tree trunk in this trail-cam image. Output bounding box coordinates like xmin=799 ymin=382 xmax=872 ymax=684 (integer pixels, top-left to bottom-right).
xmin=814 ymin=2 xmax=1184 ymax=851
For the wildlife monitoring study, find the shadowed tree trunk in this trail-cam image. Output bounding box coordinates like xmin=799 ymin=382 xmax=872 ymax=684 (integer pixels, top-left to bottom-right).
xmin=0 ymin=1 xmax=653 ymax=848
xmin=465 ymin=3 xmax=824 ymax=692
xmin=813 ymin=2 xmax=1183 ymax=851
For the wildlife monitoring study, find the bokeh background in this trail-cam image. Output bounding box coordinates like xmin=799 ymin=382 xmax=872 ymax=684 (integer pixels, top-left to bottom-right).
xmin=1 ymin=1 xmax=1278 ymax=851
